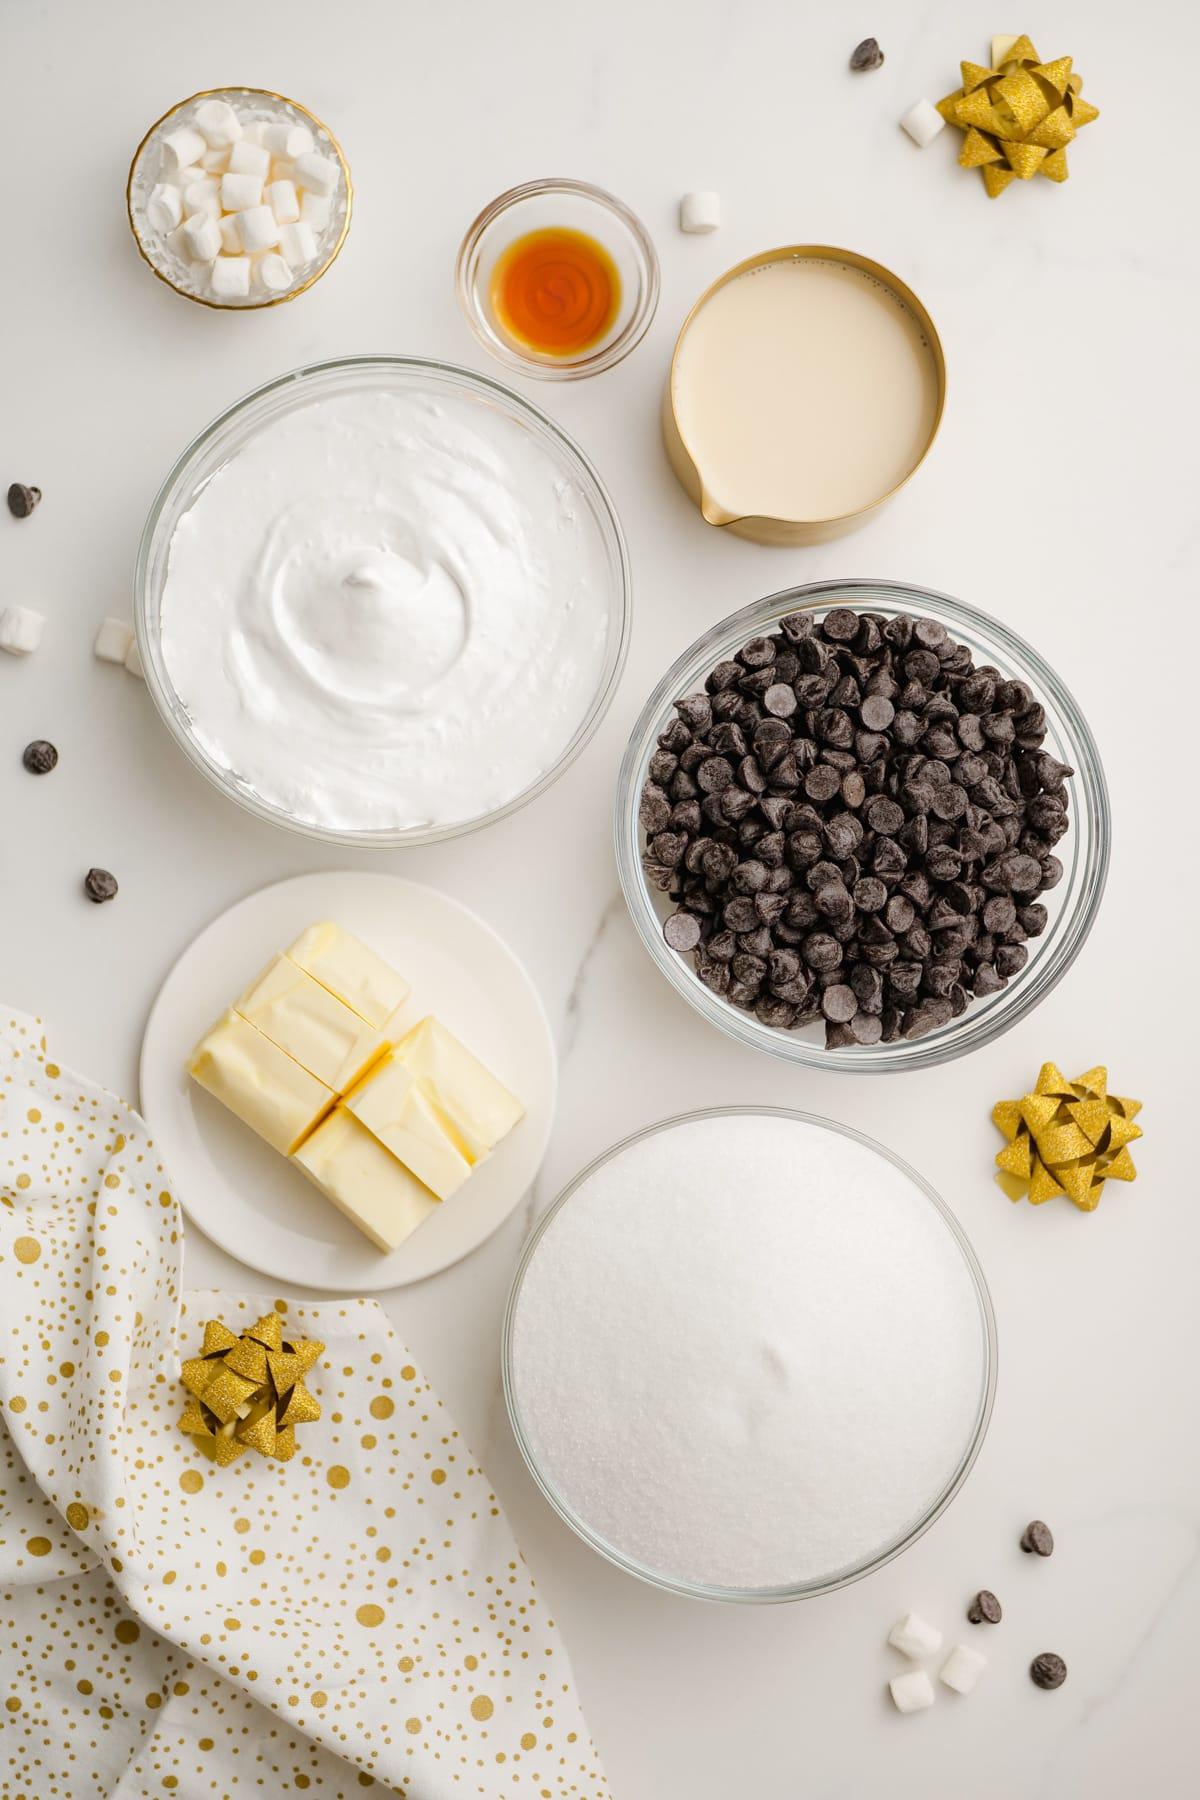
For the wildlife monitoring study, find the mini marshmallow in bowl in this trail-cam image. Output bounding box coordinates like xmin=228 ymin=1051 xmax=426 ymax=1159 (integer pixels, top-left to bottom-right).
xmin=127 ymin=88 xmax=351 ymax=309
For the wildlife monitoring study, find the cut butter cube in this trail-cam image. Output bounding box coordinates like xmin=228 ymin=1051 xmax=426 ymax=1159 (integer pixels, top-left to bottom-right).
xmin=235 ymin=955 xmax=396 ymax=1094
xmin=391 ymin=1017 xmax=523 ymax=1158
xmin=291 ymin=1107 xmax=438 ymax=1251
xmin=346 ymin=1054 xmax=474 ymax=1199
xmin=188 ymin=1010 xmax=334 ymax=1155
xmin=286 ymin=921 xmax=411 ymax=1030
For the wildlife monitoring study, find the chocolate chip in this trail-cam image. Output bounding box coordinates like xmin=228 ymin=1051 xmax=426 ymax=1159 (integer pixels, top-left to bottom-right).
xmin=860 ymin=693 xmax=894 ymax=731
xmin=1030 ymin=1653 xmax=1067 ymax=1690
xmin=664 ymin=911 xmax=702 ymax=952
xmin=764 ymin=682 xmax=798 ymax=718
xmin=7 ymin=482 xmax=42 ymax=518
xmin=849 ymin=36 xmax=884 ymax=70
xmin=697 ymin=757 xmax=733 ymax=795
xmin=967 ymin=1590 xmax=1002 ymax=1625
xmin=801 ymin=932 xmax=842 ymax=973
xmin=84 ymin=868 xmax=118 ymax=904
xmin=820 ymin=984 xmax=857 ymax=1022
xmin=848 ymin=1011 xmax=882 ymax=1044
xmin=639 ymin=784 xmax=671 ymax=832
xmin=1020 ymin=1519 xmax=1054 ymax=1557
xmin=677 ymin=692 xmax=713 ymax=732
xmin=22 ymin=739 xmax=58 ymax=774
xmin=822 ymin=608 xmax=859 ymax=642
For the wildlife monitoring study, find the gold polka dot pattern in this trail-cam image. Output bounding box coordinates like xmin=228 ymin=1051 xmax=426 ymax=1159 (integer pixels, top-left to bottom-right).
xmin=0 ymin=1010 xmax=609 ymax=1796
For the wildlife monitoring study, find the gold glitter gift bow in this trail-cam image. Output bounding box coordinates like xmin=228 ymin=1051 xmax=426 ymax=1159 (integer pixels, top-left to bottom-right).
xmin=179 ymin=1313 xmax=324 ymax=1464
xmin=937 ymin=35 xmax=1099 ymax=197
xmin=993 ymin=1062 xmax=1141 ymax=1209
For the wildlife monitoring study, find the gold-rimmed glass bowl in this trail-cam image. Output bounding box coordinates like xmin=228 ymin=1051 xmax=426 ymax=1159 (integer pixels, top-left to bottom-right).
xmin=126 ymin=87 xmax=351 ymax=310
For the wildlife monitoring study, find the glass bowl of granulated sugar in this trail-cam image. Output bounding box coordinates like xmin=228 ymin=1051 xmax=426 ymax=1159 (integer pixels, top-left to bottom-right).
xmin=503 ymin=1107 xmax=996 ymax=1602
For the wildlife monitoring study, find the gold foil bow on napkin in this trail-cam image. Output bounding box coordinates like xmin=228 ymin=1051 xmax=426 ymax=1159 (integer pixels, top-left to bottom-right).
xmin=179 ymin=1312 xmax=324 ymax=1465
xmin=937 ymin=35 xmax=1099 ymax=197
xmin=992 ymin=1063 xmax=1142 ymax=1210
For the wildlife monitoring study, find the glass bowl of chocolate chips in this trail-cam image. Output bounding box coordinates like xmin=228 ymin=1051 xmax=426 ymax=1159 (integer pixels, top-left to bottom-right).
xmin=616 ymin=581 xmax=1109 ymax=1070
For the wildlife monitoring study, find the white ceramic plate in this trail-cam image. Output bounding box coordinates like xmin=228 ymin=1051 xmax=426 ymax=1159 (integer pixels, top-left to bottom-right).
xmin=140 ymin=871 xmax=557 ymax=1291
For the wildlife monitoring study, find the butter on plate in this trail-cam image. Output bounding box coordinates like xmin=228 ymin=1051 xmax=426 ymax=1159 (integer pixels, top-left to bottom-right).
xmin=292 ymin=1107 xmax=439 ymax=1253
xmin=345 ymin=1054 xmax=475 ymax=1200
xmin=390 ymin=1017 xmax=525 ymax=1159
xmin=235 ymin=954 xmax=399 ymax=1095
xmin=287 ymin=920 xmax=411 ymax=1030
xmin=186 ymin=924 xmax=524 ymax=1254
xmin=188 ymin=1009 xmax=335 ymax=1155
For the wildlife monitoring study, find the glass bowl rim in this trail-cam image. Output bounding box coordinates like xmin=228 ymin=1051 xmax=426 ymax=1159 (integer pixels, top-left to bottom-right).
xmin=614 ymin=578 xmax=1110 ymax=1071
xmin=455 ymin=177 xmax=661 ymax=380
xmin=501 ymin=1102 xmax=998 ymax=1604
xmin=125 ymin=85 xmax=353 ymax=312
xmin=134 ymin=352 xmax=633 ymax=846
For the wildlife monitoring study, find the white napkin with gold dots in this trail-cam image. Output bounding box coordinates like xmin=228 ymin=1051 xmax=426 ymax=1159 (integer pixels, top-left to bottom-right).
xmin=0 ymin=1010 xmax=608 ymax=1799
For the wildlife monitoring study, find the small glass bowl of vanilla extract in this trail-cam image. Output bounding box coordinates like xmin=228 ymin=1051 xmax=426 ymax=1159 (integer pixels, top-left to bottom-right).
xmin=456 ymin=178 xmax=659 ymax=379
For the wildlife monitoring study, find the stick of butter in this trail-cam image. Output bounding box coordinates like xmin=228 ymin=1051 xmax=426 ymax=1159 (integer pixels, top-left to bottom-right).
xmin=291 ymin=1107 xmax=438 ymax=1252
xmin=188 ymin=1010 xmax=335 ymax=1155
xmin=235 ymin=956 xmax=399 ymax=1095
xmin=286 ymin=922 xmax=411 ymax=1030
xmin=345 ymin=1053 xmax=474 ymax=1200
xmin=390 ymin=1017 xmax=524 ymax=1160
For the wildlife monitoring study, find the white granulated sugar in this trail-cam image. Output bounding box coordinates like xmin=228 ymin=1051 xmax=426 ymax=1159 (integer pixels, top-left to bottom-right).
xmin=510 ymin=1114 xmax=986 ymax=1591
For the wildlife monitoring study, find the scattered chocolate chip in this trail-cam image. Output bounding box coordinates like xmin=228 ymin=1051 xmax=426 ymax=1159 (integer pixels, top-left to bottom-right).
xmin=967 ymin=1589 xmax=1002 ymax=1625
xmin=22 ymin=739 xmax=58 ymax=774
xmin=7 ymin=482 xmax=42 ymax=519
xmin=1030 ymin=1653 xmax=1067 ymax=1690
xmin=1020 ymin=1520 xmax=1054 ymax=1557
xmin=849 ymin=36 xmax=884 ymax=71
xmin=84 ymin=868 xmax=118 ymax=905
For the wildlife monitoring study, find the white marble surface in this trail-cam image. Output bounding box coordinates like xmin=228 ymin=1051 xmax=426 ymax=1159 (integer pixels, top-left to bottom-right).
xmin=3 ymin=1 xmax=1196 ymax=1793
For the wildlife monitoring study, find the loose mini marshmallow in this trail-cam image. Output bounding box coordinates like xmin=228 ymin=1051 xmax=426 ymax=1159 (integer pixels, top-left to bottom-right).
xmin=299 ymin=191 xmax=331 ymax=231
xmin=218 ymin=213 xmax=243 ymax=255
xmin=263 ymin=120 xmax=314 ymax=159
xmin=124 ymin=638 xmax=145 ymax=679
xmin=900 ymin=99 xmax=945 ymax=148
xmin=0 ymin=605 xmax=45 ymax=656
xmin=889 ymin=1669 xmax=935 ymax=1715
xmin=93 ymin=618 xmax=134 ymax=665
xmin=182 ymin=210 xmax=222 ymax=262
xmin=201 ymin=146 xmax=231 ymax=174
xmin=194 ymin=97 xmax=243 ymax=148
xmin=266 ymin=178 xmax=300 ymax=225
xmin=293 ymin=151 xmax=338 ymax=195
xmin=680 ymin=190 xmax=721 ymax=233
xmin=183 ymin=177 xmax=221 ymax=218
xmin=888 ymin=1613 xmax=943 ymax=1660
xmin=257 ymin=252 xmax=293 ymax=292
xmin=220 ymin=171 xmax=263 ymax=212
xmin=161 ymin=125 xmax=206 ymax=172
xmin=939 ymin=1645 xmax=987 ymax=1695
xmin=209 ymin=255 xmax=251 ymax=300
xmin=228 ymin=139 xmax=271 ymax=178
xmin=146 ymin=182 xmax=183 ymax=234
xmin=236 ymin=204 xmax=280 ymax=252
xmin=278 ymin=220 xmax=317 ymax=267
